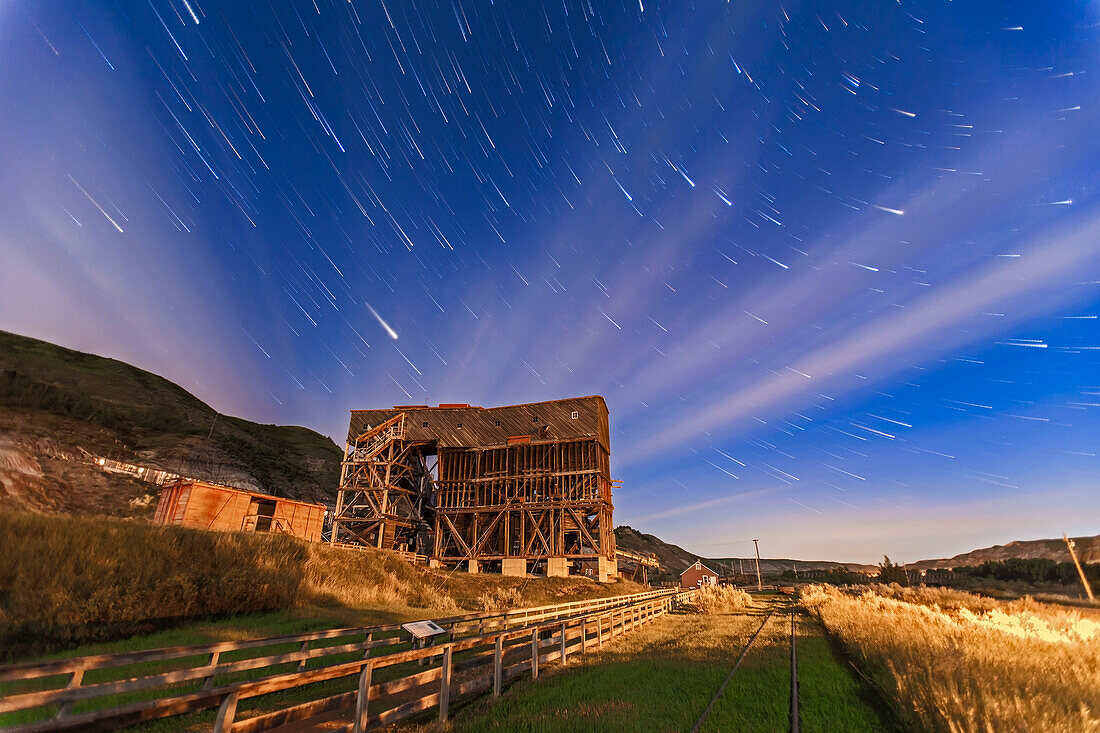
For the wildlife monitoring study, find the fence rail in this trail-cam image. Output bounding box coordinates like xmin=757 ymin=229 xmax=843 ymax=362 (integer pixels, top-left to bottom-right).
xmin=0 ymin=588 xmax=693 ymax=732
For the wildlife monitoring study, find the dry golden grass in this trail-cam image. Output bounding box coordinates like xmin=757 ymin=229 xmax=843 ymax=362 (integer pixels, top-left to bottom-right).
xmin=473 ymin=585 xmax=524 ymax=611
xmin=0 ymin=510 xmax=647 ymax=658
xmin=685 ymin=585 xmax=755 ymax=614
xmin=801 ymin=584 xmax=1100 ymax=732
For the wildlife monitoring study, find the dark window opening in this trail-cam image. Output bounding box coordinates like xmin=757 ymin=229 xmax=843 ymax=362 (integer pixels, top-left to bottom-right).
xmin=533 ymin=416 xmax=539 ymax=422
xmin=249 ymin=497 xmax=277 ymax=533
xmin=456 ymin=423 xmax=463 ymax=428
xmin=422 ymin=421 xmax=429 ymax=427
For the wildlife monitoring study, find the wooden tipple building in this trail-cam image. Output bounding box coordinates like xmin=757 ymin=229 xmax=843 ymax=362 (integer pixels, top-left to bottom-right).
xmin=332 ymin=397 xmax=618 ymax=581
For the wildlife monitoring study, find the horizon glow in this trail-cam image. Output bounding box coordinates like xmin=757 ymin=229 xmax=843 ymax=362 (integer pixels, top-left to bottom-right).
xmin=1 ymin=1 xmax=1098 ymax=563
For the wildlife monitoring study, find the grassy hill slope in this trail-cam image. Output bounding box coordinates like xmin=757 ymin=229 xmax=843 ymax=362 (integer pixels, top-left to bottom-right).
xmin=0 ymin=510 xmax=646 ymax=658
xmin=0 ymin=330 xmax=341 ymax=515
xmin=911 ymin=535 xmax=1100 ymax=569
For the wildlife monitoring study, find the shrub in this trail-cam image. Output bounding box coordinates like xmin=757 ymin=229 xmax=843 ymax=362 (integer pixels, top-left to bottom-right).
xmin=475 ymin=586 xmax=524 ymax=611
xmin=687 ymin=585 xmax=754 ymax=614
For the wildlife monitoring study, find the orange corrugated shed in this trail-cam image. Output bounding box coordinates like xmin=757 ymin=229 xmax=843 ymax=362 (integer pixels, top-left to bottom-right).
xmin=152 ymin=480 xmax=325 ymax=542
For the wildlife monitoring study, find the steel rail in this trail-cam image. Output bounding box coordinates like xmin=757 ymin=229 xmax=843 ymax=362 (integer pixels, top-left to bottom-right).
xmin=690 ymin=603 xmax=777 ymax=733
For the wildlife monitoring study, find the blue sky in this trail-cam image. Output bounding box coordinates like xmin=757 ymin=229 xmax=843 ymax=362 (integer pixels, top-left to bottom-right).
xmin=2 ymin=1 xmax=1098 ymax=562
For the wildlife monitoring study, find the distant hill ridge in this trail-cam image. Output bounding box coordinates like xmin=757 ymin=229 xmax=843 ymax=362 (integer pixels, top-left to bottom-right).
xmin=910 ymin=535 xmax=1099 ymax=570
xmin=0 ymin=329 xmax=342 ymax=517
xmin=614 ymin=525 xmax=1097 ymax=577
xmin=613 ymin=525 xmax=875 ymax=576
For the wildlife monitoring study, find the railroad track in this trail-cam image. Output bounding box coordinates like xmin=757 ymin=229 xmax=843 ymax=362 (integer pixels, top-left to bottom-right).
xmin=690 ymin=598 xmax=800 ymax=733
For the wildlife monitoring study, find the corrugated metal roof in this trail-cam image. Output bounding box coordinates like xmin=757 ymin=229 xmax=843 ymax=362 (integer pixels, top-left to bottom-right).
xmin=347 ymin=396 xmax=609 ymax=451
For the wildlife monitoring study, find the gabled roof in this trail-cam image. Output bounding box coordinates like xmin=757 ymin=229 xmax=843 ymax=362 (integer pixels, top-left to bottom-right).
xmin=680 ymin=560 xmax=718 ymax=576
xmin=347 ymin=396 xmax=610 ymax=450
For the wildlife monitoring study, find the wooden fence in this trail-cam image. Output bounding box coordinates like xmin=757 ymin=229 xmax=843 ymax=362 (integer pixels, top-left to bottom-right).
xmin=0 ymin=588 xmax=695 ymax=732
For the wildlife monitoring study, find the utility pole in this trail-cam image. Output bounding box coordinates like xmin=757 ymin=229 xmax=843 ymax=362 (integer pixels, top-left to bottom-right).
xmin=1064 ymin=534 xmax=1095 ymax=602
xmin=753 ymin=539 xmax=763 ymax=591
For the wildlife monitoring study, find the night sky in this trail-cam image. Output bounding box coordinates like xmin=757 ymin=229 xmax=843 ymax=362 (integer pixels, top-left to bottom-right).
xmin=2 ymin=1 xmax=1099 ymax=562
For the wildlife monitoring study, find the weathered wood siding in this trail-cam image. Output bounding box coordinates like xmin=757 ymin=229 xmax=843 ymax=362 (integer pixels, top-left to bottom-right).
xmin=152 ymin=481 xmax=325 ymax=542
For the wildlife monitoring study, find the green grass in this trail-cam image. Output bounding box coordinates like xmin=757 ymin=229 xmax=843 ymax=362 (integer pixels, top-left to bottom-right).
xmin=0 ymin=606 xmax=431 ymax=729
xmin=402 ymin=598 xmax=892 ymax=733
xmin=791 ymin=614 xmax=893 ymax=733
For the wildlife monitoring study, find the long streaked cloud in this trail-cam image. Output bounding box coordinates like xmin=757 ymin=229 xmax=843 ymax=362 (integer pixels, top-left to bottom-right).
xmin=619 ymin=208 xmax=1100 ymax=465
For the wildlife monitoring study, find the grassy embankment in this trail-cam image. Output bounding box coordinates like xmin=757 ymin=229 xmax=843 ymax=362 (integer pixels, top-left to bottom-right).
xmin=0 ymin=511 xmax=645 ymax=661
xmin=0 ymin=329 xmax=344 ymax=514
xmin=802 ymin=583 xmax=1100 ymax=733
xmin=405 ymin=589 xmax=890 ymax=733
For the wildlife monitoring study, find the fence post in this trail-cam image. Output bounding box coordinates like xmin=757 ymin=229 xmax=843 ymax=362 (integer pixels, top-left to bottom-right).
xmin=597 ymin=615 xmax=603 ymax=648
xmin=213 ymin=691 xmax=239 ymax=733
xmin=439 ymin=646 xmax=452 ymax=723
xmin=493 ymin=634 xmax=503 ymax=697
xmin=203 ymin=651 xmax=220 ymax=690
xmin=581 ymin=617 xmax=587 ymax=654
xmin=352 ymin=661 xmax=373 ymax=733
xmin=560 ymin=621 xmax=568 ymax=665
xmin=531 ymin=629 xmax=539 ymax=680
xmin=296 ymin=639 xmax=311 ymax=671
xmin=57 ymin=667 xmax=85 ymax=718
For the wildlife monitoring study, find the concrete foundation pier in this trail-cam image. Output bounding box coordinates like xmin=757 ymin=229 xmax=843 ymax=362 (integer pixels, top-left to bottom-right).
xmin=467 ymin=559 xmax=480 ymax=574
xmin=598 ymin=557 xmax=618 ymax=583
xmin=501 ymin=558 xmax=527 ymax=577
xmin=428 ymin=558 xmax=442 ymax=569
xmin=547 ymin=557 xmax=569 ymax=578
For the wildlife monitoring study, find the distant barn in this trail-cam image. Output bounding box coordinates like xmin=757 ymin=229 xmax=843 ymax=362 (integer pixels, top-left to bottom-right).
xmin=680 ymin=560 xmax=720 ymax=589
xmin=153 ymin=480 xmax=325 ymax=542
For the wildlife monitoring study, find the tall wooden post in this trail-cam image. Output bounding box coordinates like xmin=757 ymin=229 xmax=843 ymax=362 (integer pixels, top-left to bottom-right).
xmin=493 ymin=635 xmax=503 ymax=697
xmin=353 ymin=662 xmax=373 ymax=733
xmin=213 ymin=691 xmax=238 ymax=733
xmin=439 ymin=647 xmax=452 ymax=723
xmin=753 ymin=539 xmax=763 ymax=591
xmin=531 ymin=629 xmax=539 ymax=680
xmin=1065 ymin=534 xmax=1095 ymax=601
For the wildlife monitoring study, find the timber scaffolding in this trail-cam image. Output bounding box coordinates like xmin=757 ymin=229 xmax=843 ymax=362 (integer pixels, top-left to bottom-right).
xmin=331 ymin=397 xmax=622 ymax=582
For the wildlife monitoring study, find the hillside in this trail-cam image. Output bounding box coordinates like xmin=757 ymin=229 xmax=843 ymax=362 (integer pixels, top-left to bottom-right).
xmin=614 ymin=525 xmax=875 ymax=580
xmin=614 ymin=525 xmax=699 ymax=573
xmin=0 ymin=330 xmax=341 ymax=517
xmin=911 ymin=535 xmax=1100 ymax=570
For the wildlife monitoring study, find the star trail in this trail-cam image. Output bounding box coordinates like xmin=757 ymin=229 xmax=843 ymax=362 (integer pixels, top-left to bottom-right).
xmin=2 ymin=1 xmax=1099 ymax=561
